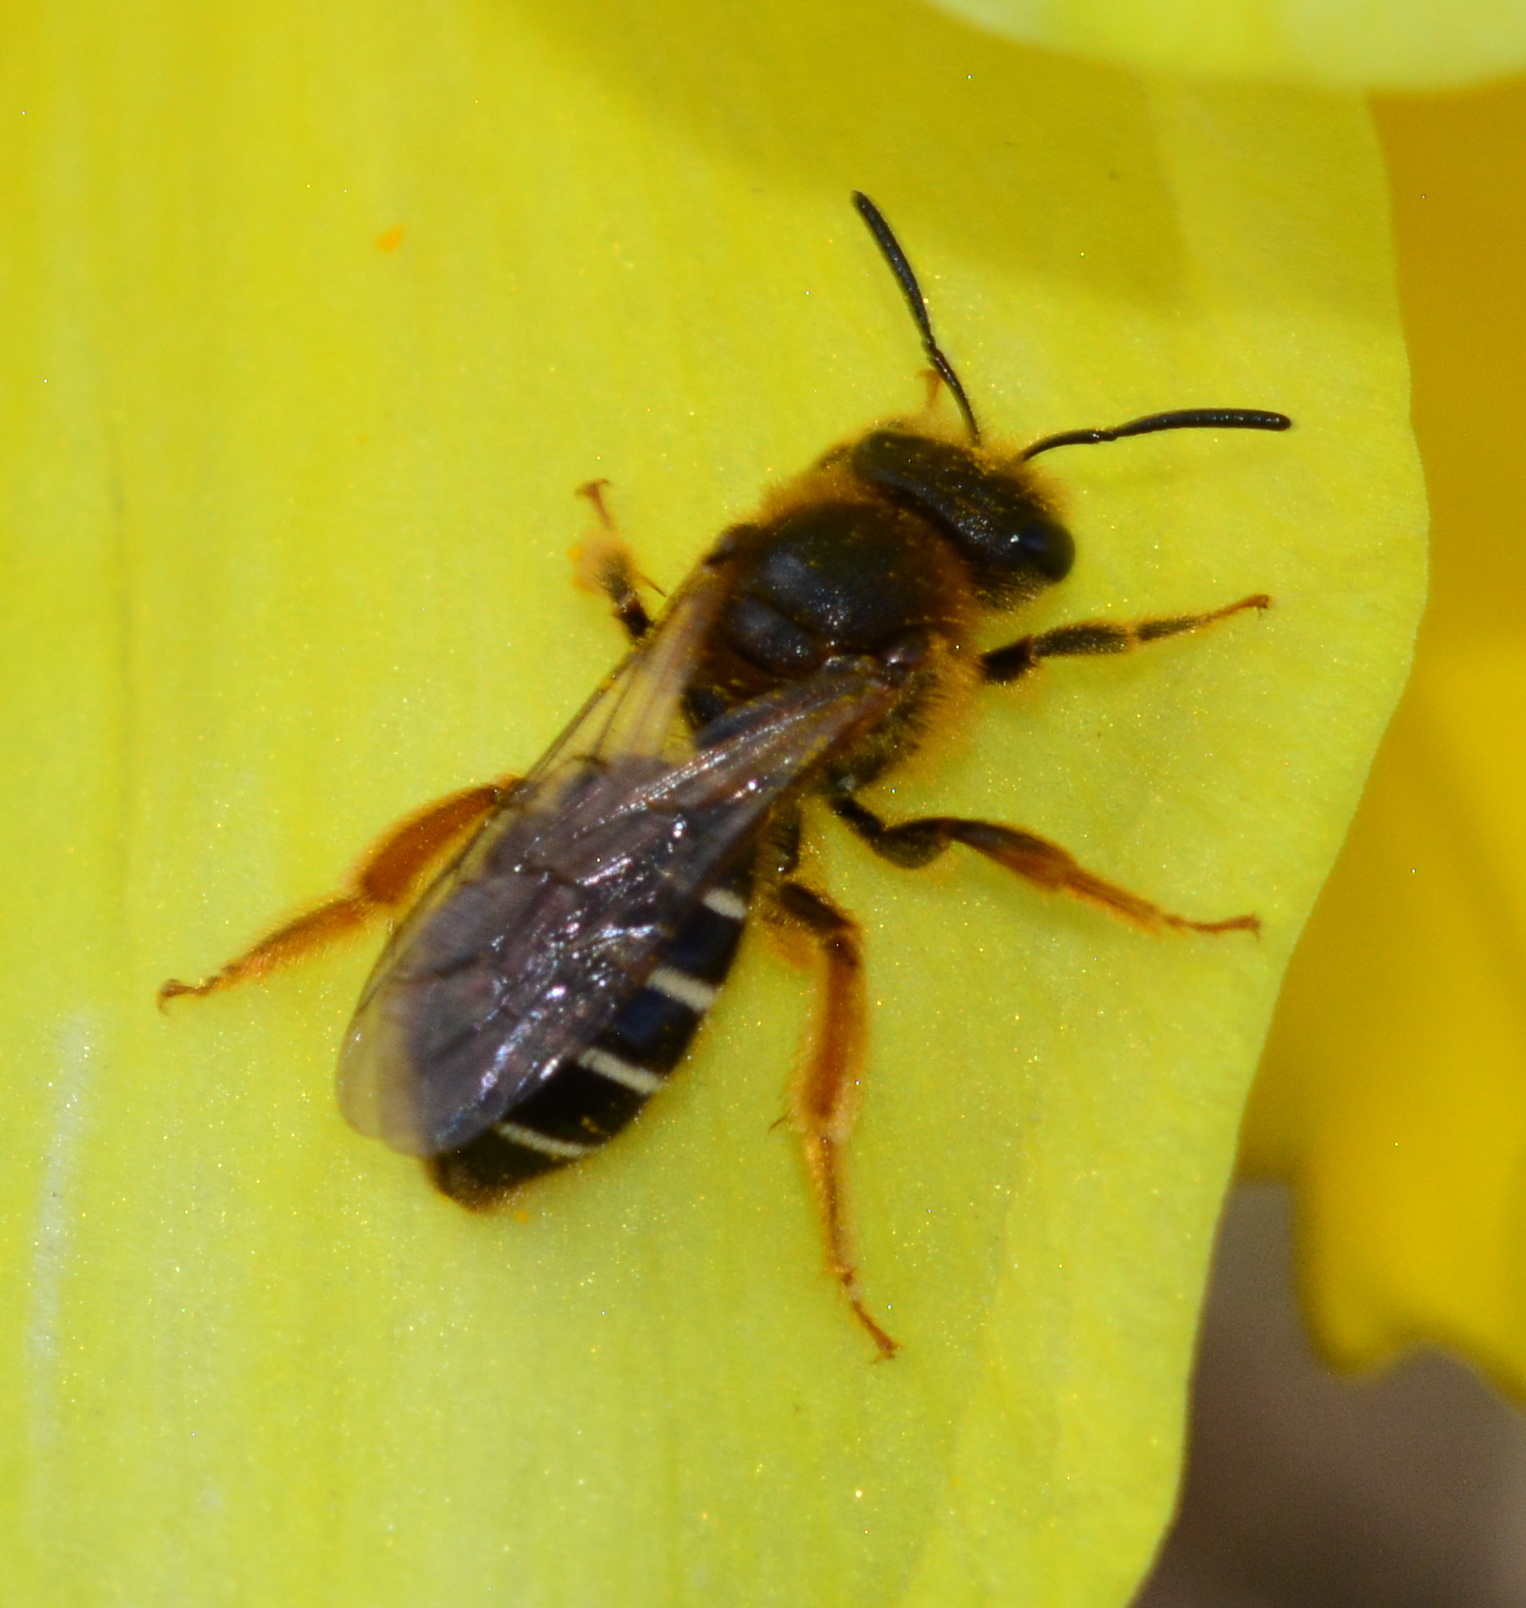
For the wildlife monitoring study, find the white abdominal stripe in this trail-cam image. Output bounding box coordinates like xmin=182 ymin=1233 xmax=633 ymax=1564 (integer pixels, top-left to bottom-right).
xmin=575 ymin=1045 xmax=665 ymax=1096
xmin=491 ymin=1121 xmax=596 ymax=1161
xmin=646 ymin=965 xmax=719 ymax=1014
xmin=701 ymin=885 xmax=749 ymax=922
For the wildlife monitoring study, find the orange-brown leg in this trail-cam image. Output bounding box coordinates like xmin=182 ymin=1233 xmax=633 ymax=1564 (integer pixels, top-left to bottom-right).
xmin=831 ymin=797 xmax=1259 ymax=937
xmin=158 ymin=776 xmax=516 ymax=1007
xmin=982 ymin=593 xmax=1270 ymax=684
xmin=569 ymin=479 xmax=656 ymax=644
xmin=770 ymin=879 xmax=898 ymax=1359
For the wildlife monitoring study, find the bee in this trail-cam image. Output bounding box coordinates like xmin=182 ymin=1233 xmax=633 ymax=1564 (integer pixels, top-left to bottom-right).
xmin=162 ymin=193 xmax=1288 ymax=1357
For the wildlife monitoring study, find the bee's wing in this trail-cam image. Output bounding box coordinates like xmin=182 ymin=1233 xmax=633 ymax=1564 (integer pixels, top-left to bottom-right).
xmin=520 ymin=552 xmax=735 ymax=782
xmin=338 ymin=571 xmax=898 ymax=1158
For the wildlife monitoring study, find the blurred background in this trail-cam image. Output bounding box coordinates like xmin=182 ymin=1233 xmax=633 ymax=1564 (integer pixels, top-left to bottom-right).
xmin=1137 ymin=1186 xmax=1526 ymax=1606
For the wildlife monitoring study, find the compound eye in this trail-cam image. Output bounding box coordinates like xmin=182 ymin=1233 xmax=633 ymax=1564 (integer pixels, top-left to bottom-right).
xmin=1015 ymin=515 xmax=1074 ymax=581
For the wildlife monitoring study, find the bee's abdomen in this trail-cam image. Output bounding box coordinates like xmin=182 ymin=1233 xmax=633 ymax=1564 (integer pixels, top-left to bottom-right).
xmin=428 ymin=877 xmax=751 ymax=1208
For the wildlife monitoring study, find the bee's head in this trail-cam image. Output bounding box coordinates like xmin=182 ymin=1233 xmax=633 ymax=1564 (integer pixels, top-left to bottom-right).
xmin=847 ymin=428 xmax=1074 ymax=605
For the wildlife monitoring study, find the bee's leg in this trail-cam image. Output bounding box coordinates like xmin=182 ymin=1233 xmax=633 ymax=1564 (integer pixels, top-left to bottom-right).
xmin=158 ymin=776 xmax=516 ymax=1007
xmin=571 ymin=478 xmax=656 ymax=643
xmin=981 ymin=593 xmax=1270 ymax=684
xmin=830 ymin=797 xmax=1258 ymax=937
xmin=766 ymin=878 xmax=899 ymax=1359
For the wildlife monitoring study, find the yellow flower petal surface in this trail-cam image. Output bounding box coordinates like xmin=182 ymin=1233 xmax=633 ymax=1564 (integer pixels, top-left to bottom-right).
xmin=925 ymin=0 xmax=1526 ymax=89
xmin=0 ymin=4 xmax=1418 ymax=1604
xmin=1245 ymin=83 xmax=1526 ymax=1390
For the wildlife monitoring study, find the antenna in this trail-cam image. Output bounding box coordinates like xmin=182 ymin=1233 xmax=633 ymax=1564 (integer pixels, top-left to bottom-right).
xmin=1021 ymin=408 xmax=1291 ymax=460
xmin=852 ymin=192 xmax=981 ymax=443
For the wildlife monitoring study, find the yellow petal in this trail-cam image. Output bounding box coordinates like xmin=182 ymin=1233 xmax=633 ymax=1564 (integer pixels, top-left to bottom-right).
xmin=1246 ymin=81 xmax=1526 ymax=1390
xmin=0 ymin=5 xmax=1419 ymax=1604
xmin=926 ymin=0 xmax=1526 ymax=90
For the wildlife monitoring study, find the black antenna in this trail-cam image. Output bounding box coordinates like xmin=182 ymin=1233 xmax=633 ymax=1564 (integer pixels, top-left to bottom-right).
xmin=1021 ymin=408 xmax=1291 ymax=461
xmin=853 ymin=192 xmax=981 ymax=444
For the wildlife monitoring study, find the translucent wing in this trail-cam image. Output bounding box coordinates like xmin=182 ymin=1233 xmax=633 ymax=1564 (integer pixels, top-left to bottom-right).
xmin=338 ymin=565 xmax=897 ymax=1158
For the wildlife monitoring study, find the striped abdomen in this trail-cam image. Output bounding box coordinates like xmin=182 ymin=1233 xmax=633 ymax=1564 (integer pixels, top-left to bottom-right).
xmin=428 ymin=875 xmax=751 ymax=1207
